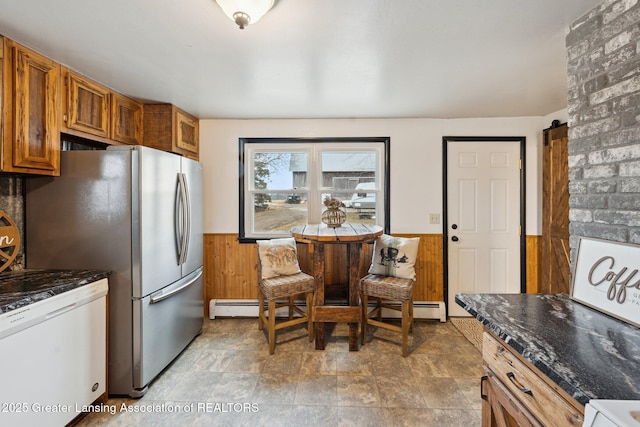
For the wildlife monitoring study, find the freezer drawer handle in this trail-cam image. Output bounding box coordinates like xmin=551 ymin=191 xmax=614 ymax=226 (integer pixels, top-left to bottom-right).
xmin=150 ymin=269 xmax=203 ymax=304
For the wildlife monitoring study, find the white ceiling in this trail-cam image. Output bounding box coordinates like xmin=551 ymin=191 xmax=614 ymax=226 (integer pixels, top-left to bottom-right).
xmin=0 ymin=0 xmax=601 ymax=120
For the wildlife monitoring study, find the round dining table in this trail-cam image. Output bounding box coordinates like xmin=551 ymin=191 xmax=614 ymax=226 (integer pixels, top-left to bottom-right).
xmin=290 ymin=223 xmax=384 ymax=351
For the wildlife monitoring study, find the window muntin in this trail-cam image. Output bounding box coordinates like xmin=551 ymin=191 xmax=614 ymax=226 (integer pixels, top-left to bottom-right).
xmin=240 ymin=138 xmax=389 ymax=241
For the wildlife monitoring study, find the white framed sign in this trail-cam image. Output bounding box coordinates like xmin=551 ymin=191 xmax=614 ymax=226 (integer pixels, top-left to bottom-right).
xmin=571 ymin=237 xmax=640 ymax=328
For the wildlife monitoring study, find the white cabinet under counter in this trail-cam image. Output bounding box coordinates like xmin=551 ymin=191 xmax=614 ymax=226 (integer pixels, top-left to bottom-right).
xmin=0 ymin=269 xmax=109 ymax=426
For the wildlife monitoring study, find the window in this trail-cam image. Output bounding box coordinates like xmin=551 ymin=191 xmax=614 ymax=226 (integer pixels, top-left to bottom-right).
xmin=239 ymin=137 xmax=390 ymax=241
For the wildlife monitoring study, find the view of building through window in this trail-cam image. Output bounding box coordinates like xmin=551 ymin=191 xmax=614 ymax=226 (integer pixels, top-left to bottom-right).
xmin=240 ymin=138 xmax=389 ymax=241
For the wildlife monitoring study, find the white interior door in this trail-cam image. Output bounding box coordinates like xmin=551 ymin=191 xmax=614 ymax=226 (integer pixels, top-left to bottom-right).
xmin=447 ymin=140 xmax=522 ymax=317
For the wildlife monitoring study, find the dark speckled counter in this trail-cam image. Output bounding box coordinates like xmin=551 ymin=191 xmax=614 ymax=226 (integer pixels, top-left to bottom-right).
xmin=455 ymin=293 xmax=640 ymax=406
xmin=0 ymin=269 xmax=110 ymax=314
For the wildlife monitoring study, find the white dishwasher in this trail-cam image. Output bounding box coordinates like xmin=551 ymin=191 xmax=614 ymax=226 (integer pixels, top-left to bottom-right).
xmin=0 ymin=278 xmax=108 ymax=427
xmin=584 ymin=400 xmax=640 ymax=427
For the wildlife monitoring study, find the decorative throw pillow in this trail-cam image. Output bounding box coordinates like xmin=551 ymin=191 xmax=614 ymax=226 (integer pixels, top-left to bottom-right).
xmin=368 ymin=234 xmax=420 ymax=280
xmin=257 ymin=237 xmax=302 ymax=279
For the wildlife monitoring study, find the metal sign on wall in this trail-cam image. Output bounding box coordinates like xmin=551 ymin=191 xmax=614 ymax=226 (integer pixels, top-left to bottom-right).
xmin=0 ymin=210 xmax=20 ymax=273
xmin=571 ymin=237 xmax=640 ymax=328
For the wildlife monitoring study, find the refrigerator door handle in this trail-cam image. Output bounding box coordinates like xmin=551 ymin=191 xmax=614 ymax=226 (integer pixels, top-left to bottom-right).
xmin=176 ymin=173 xmax=189 ymax=265
xmin=150 ymin=267 xmax=203 ymax=304
xmin=182 ymin=172 xmax=191 ymax=263
xmin=175 ymin=176 xmax=182 ymax=263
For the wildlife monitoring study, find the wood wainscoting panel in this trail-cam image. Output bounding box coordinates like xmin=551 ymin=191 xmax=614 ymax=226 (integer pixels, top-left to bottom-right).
xmin=203 ymin=233 xmax=445 ymax=318
xmin=404 ymin=233 xmax=444 ymax=302
xmin=203 ymin=233 xmax=539 ymax=317
xmin=526 ymin=235 xmax=540 ymax=294
xmin=204 ymin=234 xmax=258 ymax=305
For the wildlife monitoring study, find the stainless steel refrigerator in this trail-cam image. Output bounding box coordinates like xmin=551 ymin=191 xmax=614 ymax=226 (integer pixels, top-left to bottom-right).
xmin=25 ymin=145 xmax=203 ymax=397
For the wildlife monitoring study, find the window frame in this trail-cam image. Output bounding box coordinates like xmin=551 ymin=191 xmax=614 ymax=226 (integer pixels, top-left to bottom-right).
xmin=239 ymin=137 xmax=390 ymax=242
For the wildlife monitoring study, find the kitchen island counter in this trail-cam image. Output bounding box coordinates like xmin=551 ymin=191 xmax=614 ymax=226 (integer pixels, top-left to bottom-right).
xmin=455 ymin=293 xmax=640 ymax=406
xmin=0 ymin=269 xmax=110 ymax=314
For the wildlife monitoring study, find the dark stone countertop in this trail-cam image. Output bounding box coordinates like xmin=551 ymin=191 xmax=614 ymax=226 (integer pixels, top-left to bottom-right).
xmin=0 ymin=269 xmax=110 ymax=314
xmin=455 ymin=293 xmax=640 ymax=406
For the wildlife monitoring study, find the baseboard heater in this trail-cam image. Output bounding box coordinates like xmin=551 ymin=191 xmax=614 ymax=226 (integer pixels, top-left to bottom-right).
xmin=209 ymin=299 xmax=446 ymax=322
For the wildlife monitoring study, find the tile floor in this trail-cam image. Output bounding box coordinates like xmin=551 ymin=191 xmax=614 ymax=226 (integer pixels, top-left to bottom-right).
xmin=76 ymin=318 xmax=483 ymax=427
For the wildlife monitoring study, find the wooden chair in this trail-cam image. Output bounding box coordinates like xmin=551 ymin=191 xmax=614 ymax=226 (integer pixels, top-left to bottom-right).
xmin=360 ymin=273 xmax=415 ymax=356
xmin=257 ymin=249 xmax=315 ymax=354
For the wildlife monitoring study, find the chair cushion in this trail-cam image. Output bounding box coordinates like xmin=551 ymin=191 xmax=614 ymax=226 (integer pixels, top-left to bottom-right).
xmin=368 ymin=234 xmax=419 ymax=280
xmin=360 ymin=274 xmax=414 ymax=301
xmin=257 ymin=237 xmax=301 ymax=279
xmin=260 ymin=272 xmax=315 ymax=300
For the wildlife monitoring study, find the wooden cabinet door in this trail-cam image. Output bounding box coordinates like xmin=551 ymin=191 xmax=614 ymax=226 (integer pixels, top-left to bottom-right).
xmin=66 ymin=70 xmax=110 ymax=138
xmin=143 ymin=104 xmax=199 ymax=160
xmin=540 ymin=124 xmax=570 ymax=294
xmin=482 ymin=372 xmax=542 ymax=427
xmin=175 ymin=109 xmax=199 ymax=159
xmin=111 ymin=93 xmax=143 ymax=145
xmin=2 ymin=40 xmax=60 ymax=175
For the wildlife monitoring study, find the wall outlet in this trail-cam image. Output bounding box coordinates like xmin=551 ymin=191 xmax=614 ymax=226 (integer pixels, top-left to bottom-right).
xmin=429 ymin=213 xmax=440 ymax=224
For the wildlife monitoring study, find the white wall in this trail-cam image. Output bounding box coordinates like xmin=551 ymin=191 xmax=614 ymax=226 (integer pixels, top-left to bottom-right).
xmin=200 ymin=116 xmax=557 ymax=235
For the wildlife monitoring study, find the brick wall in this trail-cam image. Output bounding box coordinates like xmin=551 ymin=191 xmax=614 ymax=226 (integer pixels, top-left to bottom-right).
xmin=566 ymin=0 xmax=640 ymax=256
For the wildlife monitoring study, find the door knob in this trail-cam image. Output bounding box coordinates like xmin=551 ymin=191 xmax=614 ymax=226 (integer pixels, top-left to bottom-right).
xmin=451 ymin=236 xmax=459 ymax=242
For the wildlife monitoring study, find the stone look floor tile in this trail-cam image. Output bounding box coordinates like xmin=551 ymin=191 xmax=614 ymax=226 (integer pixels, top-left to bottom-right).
xmin=376 ymin=375 xmax=428 ymax=408
xmin=289 ymin=404 xmax=339 ymax=426
xmin=381 ymin=407 xmax=439 ymax=426
xmin=191 ymin=349 xmax=237 ymax=372
xmin=404 ymin=353 xmax=452 ymax=378
xmin=262 ymin=351 xmax=303 ymax=375
xmin=370 ymin=353 xmax=414 ymax=378
xmin=251 ymin=373 xmax=299 ymax=404
xmin=223 ymin=350 xmax=269 ymax=373
xmin=300 ymin=351 xmax=339 ymax=375
xmin=443 ymin=353 xmax=484 ymax=378
xmin=454 ymin=377 xmax=483 ymax=410
xmin=209 ymin=372 xmax=260 ymax=402
xmin=337 ymin=375 xmax=380 ymax=407
xmin=337 ymin=406 xmax=387 ymax=427
xmin=167 ymin=370 xmax=226 ymax=402
xmin=294 ymin=374 xmax=338 ymax=405
xmin=336 ymin=352 xmax=375 ymax=376
xmin=418 ymin=377 xmax=473 ymax=409
xmin=77 ymin=318 xmax=484 ymax=426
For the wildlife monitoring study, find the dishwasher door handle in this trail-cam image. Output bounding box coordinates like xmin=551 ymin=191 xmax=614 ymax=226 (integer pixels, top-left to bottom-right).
xmin=46 ymin=303 xmax=77 ymax=319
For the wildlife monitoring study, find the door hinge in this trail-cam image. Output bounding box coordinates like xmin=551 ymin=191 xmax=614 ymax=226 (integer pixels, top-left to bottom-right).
xmin=519 ymin=159 xmax=522 ymax=170
xmin=518 ymin=225 xmax=522 ymax=236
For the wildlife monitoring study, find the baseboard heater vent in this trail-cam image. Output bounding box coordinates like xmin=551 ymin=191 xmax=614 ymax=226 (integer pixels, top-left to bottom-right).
xmin=209 ymin=299 xmax=446 ymax=322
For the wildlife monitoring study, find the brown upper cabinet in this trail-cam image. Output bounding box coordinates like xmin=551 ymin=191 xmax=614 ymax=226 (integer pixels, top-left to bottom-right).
xmin=64 ymin=69 xmax=110 ymax=138
xmin=62 ymin=69 xmax=143 ymax=145
xmin=1 ymin=34 xmax=190 ymax=175
xmin=1 ymin=37 xmax=61 ymax=176
xmin=111 ymin=92 xmax=143 ymax=145
xmin=143 ymin=104 xmax=199 ymax=160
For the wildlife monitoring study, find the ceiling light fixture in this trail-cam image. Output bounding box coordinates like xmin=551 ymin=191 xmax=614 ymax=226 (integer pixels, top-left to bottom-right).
xmin=215 ymin=0 xmax=275 ymax=30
